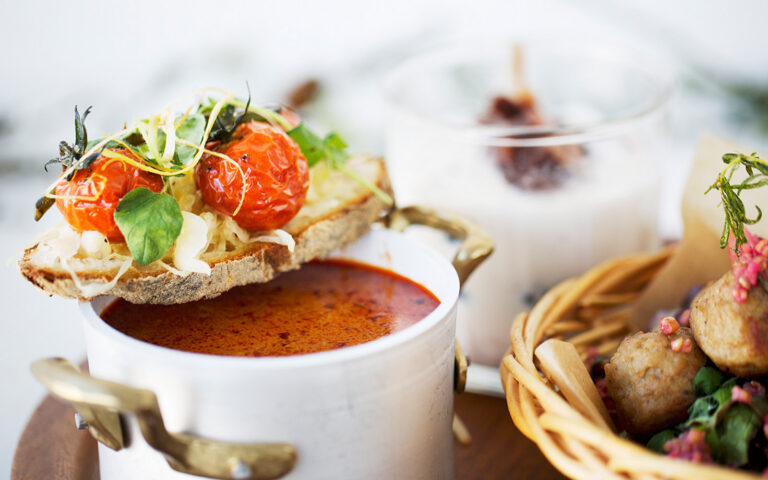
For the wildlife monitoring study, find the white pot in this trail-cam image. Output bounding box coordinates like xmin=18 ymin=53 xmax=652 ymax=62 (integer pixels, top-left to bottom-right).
xmin=79 ymin=228 xmax=461 ymax=480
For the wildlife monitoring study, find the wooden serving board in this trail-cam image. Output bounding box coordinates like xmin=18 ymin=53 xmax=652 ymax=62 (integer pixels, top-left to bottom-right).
xmin=12 ymin=392 xmax=565 ymax=480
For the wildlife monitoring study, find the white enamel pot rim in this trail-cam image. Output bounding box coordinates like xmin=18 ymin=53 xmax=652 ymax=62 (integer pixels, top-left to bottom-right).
xmin=80 ymin=228 xmax=461 ymax=368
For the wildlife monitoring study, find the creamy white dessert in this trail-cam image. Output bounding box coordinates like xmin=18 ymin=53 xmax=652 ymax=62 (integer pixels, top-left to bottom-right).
xmin=387 ymin=112 xmax=661 ymax=365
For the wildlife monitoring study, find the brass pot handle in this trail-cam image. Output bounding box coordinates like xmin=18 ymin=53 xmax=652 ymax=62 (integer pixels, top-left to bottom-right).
xmin=31 ymin=358 xmax=296 ymax=480
xmin=385 ymin=206 xmax=494 ymax=287
xmin=385 ymin=205 xmax=494 ymax=393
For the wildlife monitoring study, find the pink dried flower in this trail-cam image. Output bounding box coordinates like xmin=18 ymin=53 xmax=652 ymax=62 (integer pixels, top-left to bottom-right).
xmin=738 ymin=275 xmax=753 ymax=290
xmin=746 ymin=228 xmax=760 ymax=247
xmin=757 ymin=256 xmax=768 ymax=270
xmin=733 ymin=287 xmax=748 ymax=304
xmin=757 ymin=238 xmax=768 ymax=257
xmin=664 ymin=429 xmax=712 ymax=463
xmin=729 ymin=228 xmax=768 ymax=303
xmin=678 ymin=309 xmax=691 ymax=327
xmin=734 ymin=262 xmax=747 ymax=278
xmin=585 ymin=347 xmax=600 ymax=370
xmin=594 ymin=378 xmax=617 ymax=419
xmin=658 ymin=316 xmax=680 ymax=335
xmin=745 ymin=381 xmax=766 ymax=397
xmin=732 ymin=385 xmax=752 ymax=404
xmin=744 ymin=259 xmax=761 ymax=284
xmin=670 ymin=337 xmax=693 ymax=353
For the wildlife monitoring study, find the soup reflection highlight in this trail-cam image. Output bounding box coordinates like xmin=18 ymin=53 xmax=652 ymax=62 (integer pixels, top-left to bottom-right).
xmin=100 ymin=260 xmax=440 ymax=356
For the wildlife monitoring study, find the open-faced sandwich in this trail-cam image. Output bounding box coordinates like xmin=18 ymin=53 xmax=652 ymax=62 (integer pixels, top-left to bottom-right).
xmin=590 ymin=152 xmax=768 ymax=472
xmin=18 ymin=87 xmax=393 ymax=304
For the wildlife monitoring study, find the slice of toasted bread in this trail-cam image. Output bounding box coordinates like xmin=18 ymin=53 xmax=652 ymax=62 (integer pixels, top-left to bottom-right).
xmin=19 ymin=155 xmax=392 ymax=304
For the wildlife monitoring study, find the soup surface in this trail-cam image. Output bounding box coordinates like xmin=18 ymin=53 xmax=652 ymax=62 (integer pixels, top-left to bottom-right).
xmin=101 ymin=260 xmax=440 ymax=356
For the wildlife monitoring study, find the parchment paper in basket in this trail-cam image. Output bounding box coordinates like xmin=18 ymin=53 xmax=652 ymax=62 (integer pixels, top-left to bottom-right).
xmin=628 ymin=134 xmax=768 ymax=330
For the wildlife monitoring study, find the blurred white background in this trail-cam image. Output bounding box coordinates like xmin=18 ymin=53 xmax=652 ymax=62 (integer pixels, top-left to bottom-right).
xmin=2 ymin=0 xmax=768 ymax=475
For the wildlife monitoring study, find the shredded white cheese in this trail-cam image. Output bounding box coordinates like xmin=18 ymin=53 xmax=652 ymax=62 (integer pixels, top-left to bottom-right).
xmin=62 ymin=255 xmax=133 ymax=298
xmin=252 ymin=229 xmax=295 ymax=252
xmin=173 ymin=212 xmax=211 ymax=275
xmin=46 ymin=224 xmax=81 ymax=259
xmin=79 ymin=231 xmax=111 ymax=259
xmin=170 ymin=173 xmax=295 ymax=258
xmin=28 ymin=182 xmax=299 ymax=296
xmin=28 ymin=224 xmax=133 ymax=297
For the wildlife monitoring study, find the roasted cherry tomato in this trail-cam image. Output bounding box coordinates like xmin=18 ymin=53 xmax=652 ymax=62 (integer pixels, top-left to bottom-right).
xmin=195 ymin=121 xmax=309 ymax=231
xmin=55 ymin=148 xmax=164 ymax=241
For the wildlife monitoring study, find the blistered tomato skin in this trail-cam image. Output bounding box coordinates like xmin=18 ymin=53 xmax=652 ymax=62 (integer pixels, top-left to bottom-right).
xmin=195 ymin=121 xmax=309 ymax=231
xmin=55 ymin=148 xmax=164 ymax=241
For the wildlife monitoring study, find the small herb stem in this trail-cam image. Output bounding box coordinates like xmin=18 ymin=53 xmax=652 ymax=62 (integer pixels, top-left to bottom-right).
xmin=337 ymin=164 xmax=393 ymax=206
xmin=229 ymin=100 xmax=292 ymax=130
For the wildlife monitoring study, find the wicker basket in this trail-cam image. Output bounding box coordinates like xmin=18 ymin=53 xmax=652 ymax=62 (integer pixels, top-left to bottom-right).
xmin=500 ymin=246 xmax=760 ymax=480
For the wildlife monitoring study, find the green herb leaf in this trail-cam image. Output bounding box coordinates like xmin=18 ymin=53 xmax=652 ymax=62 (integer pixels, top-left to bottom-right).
xmin=647 ymin=429 xmax=677 ymax=453
xmin=287 ymin=122 xmax=349 ymax=168
xmin=694 ymin=366 xmax=728 ymax=396
xmin=708 ymin=152 xmax=768 ymax=253
xmin=113 ymin=188 xmax=183 ymax=266
xmin=686 ymin=377 xmax=737 ymax=429
xmin=44 ymin=106 xmax=95 ymax=174
xmin=709 ymin=403 xmax=760 ymax=466
xmin=174 ymin=113 xmax=206 ymax=165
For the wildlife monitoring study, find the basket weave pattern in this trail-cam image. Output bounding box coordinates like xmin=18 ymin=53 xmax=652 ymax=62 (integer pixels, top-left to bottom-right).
xmin=500 ymin=247 xmax=759 ymax=480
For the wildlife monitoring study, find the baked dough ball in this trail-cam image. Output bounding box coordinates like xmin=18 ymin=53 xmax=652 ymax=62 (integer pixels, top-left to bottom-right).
xmin=605 ymin=328 xmax=706 ymax=435
xmin=690 ymin=270 xmax=768 ymax=377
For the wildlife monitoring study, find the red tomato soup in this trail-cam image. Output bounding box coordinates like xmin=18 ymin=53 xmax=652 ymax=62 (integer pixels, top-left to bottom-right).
xmin=100 ymin=260 xmax=440 ymax=356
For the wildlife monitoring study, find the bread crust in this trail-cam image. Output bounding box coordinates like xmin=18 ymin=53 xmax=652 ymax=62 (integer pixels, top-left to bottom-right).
xmin=19 ymin=156 xmax=392 ymax=305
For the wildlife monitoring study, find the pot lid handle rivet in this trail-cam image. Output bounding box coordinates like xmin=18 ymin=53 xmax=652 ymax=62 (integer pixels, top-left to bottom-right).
xmin=230 ymin=460 xmax=252 ymax=479
xmin=74 ymin=412 xmax=89 ymax=430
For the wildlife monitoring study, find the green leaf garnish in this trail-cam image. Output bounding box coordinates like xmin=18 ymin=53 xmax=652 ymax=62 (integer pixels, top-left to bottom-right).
xmin=707 ymin=152 xmax=768 ymax=253
xmin=709 ymin=403 xmax=760 ymax=466
xmin=647 ymin=429 xmax=677 ymax=453
xmin=686 ymin=376 xmax=737 ymax=429
xmin=174 ymin=113 xmax=206 ymax=165
xmin=288 ymin=122 xmax=393 ymax=205
xmin=659 ymin=366 xmax=768 ymax=467
xmin=694 ymin=366 xmax=728 ymax=396
xmin=113 ymin=188 xmax=183 ymax=266
xmin=287 ymin=123 xmax=348 ymax=169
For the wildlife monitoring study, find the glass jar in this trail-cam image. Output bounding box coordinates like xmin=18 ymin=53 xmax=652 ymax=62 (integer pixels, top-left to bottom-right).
xmin=384 ymin=40 xmax=673 ymax=366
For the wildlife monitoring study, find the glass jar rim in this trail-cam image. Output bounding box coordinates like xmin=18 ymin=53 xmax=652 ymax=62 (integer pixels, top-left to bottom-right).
xmin=383 ymin=38 xmax=675 ymax=147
